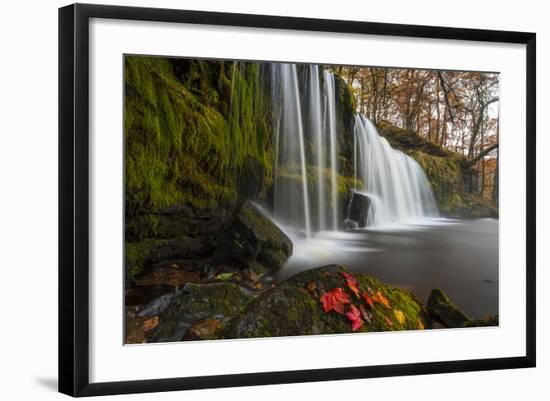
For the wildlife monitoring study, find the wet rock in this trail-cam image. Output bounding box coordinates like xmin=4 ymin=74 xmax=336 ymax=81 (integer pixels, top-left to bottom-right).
xmin=184 ymin=318 xmax=223 ymax=340
xmin=463 ymin=315 xmax=499 ymax=327
xmin=343 ymin=219 xmax=358 ymax=229
xmin=147 ymin=237 xmax=215 ymax=264
xmin=147 ymin=282 xmax=257 ymax=343
xmin=222 ymin=265 xmax=430 ymax=339
xmin=138 ymin=293 xmax=175 ymax=317
xmin=134 ymin=266 xmax=200 ymax=288
xmin=346 ymin=191 xmax=370 ymax=227
xmin=125 ymin=236 xmax=214 ymax=286
xmin=427 ymin=288 xmax=470 ymax=328
xmin=213 ymin=202 xmax=293 ymax=273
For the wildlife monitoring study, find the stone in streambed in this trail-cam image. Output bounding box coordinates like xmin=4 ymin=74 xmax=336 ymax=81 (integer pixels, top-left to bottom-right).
xmin=346 ymin=191 xmax=371 ymax=228
xmin=213 ymin=201 xmax=293 ymax=274
xmin=427 ymin=288 xmax=470 ymax=328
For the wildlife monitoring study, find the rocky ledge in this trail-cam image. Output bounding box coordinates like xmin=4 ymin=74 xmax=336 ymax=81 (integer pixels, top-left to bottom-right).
xmin=126 ymin=264 xmax=498 ymax=343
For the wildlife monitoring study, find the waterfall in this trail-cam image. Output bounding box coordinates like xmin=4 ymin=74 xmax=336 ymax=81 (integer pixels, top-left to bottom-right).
xmin=271 ymin=63 xmax=438 ymax=234
xmin=324 ymin=71 xmax=339 ymax=231
xmin=353 ymin=115 xmax=439 ymax=227
xmin=272 ymin=64 xmax=312 ymax=237
xmin=308 ymin=66 xmax=326 ymax=231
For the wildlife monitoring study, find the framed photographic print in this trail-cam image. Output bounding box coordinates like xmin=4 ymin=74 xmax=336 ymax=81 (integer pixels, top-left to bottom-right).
xmin=58 ymin=3 xmax=536 ymax=397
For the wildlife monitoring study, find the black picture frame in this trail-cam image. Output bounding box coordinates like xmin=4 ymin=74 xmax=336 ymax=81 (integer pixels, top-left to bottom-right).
xmin=58 ymin=3 xmax=536 ymax=397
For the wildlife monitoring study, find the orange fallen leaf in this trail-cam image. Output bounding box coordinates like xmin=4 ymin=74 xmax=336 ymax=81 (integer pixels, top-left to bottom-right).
xmin=341 ymin=271 xmax=361 ymax=298
xmin=376 ymin=291 xmax=391 ymax=309
xmin=363 ymin=292 xmax=374 ymax=308
xmin=384 ymin=316 xmax=394 ymax=327
xmin=143 ymin=316 xmax=159 ymax=332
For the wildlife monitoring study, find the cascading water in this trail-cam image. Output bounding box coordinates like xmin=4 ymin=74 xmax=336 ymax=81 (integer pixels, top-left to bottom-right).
xmin=272 ymin=64 xmax=312 ymax=237
xmin=308 ymin=65 xmax=327 ymax=232
xmin=324 ymin=71 xmax=340 ymax=231
xmin=272 ymin=63 xmax=438 ymax=235
xmin=352 ymin=115 xmax=439 ymax=227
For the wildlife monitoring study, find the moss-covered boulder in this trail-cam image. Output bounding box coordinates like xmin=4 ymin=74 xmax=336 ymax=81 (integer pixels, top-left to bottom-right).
xmin=427 ymin=288 xmax=470 ymax=328
xmin=213 ymin=201 xmax=293 ymax=274
xmin=146 ymin=281 xmax=258 ymax=342
xmin=220 ymin=265 xmax=429 ymax=339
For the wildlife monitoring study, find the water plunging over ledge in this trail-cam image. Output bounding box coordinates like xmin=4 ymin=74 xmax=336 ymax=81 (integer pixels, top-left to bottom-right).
xmin=271 ymin=64 xmax=438 ymax=234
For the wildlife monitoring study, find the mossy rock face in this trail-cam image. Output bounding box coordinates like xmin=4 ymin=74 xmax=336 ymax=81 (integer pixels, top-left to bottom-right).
xmin=221 ymin=265 xmax=430 ymax=339
xmin=125 ymin=56 xmax=273 ymax=229
xmin=213 ymin=201 xmax=293 ymax=272
xmin=427 ymin=288 xmax=470 ymax=328
xmin=147 ymin=282 xmax=257 ymax=342
xmin=125 ymin=236 xmax=215 ymax=286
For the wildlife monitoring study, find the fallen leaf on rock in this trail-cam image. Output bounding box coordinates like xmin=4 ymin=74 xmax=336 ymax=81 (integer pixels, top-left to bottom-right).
xmin=143 ymin=316 xmax=159 ymax=332
xmin=341 ymin=271 xmax=360 ymax=298
xmin=363 ymin=292 xmax=374 ymax=308
xmin=394 ymin=309 xmax=406 ymax=325
xmin=215 ymin=272 xmax=235 ymax=281
xmin=346 ymin=304 xmax=364 ymax=332
xmin=375 ymin=291 xmax=391 ymax=309
xmin=320 ymin=287 xmax=351 ymax=314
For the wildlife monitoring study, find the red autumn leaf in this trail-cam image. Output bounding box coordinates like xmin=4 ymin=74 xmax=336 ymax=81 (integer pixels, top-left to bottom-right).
xmin=319 ymin=288 xmax=350 ymax=314
xmin=341 ymin=272 xmax=361 ymax=298
xmin=331 ymin=287 xmax=351 ymax=304
xmin=363 ymin=292 xmax=374 ymax=308
xmin=346 ymin=304 xmax=364 ymax=332
xmin=320 ymin=292 xmax=336 ymax=313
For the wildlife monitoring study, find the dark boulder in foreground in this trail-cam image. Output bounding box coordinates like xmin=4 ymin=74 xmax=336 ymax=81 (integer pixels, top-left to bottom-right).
xmin=145 ymin=281 xmax=258 ymax=342
xmin=213 ymin=201 xmax=293 ymax=275
xmin=427 ymin=288 xmax=470 ymax=328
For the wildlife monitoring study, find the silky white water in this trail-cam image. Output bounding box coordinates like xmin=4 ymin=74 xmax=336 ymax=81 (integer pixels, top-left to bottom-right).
xmin=272 ymin=64 xmax=438 ymax=234
xmin=353 ymin=115 xmax=439 ymax=227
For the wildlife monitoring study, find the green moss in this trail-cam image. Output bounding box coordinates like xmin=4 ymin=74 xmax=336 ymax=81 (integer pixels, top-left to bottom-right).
xmin=221 ymin=265 xmax=429 ymax=339
xmin=125 ymin=239 xmax=164 ymax=285
xmin=125 ymin=57 xmax=272 ymax=217
xmin=427 ymin=288 xmax=470 ymax=328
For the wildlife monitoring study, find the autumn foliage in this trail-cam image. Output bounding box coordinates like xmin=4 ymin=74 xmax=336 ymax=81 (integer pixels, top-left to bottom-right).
xmin=311 ymin=270 xmax=405 ymax=332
